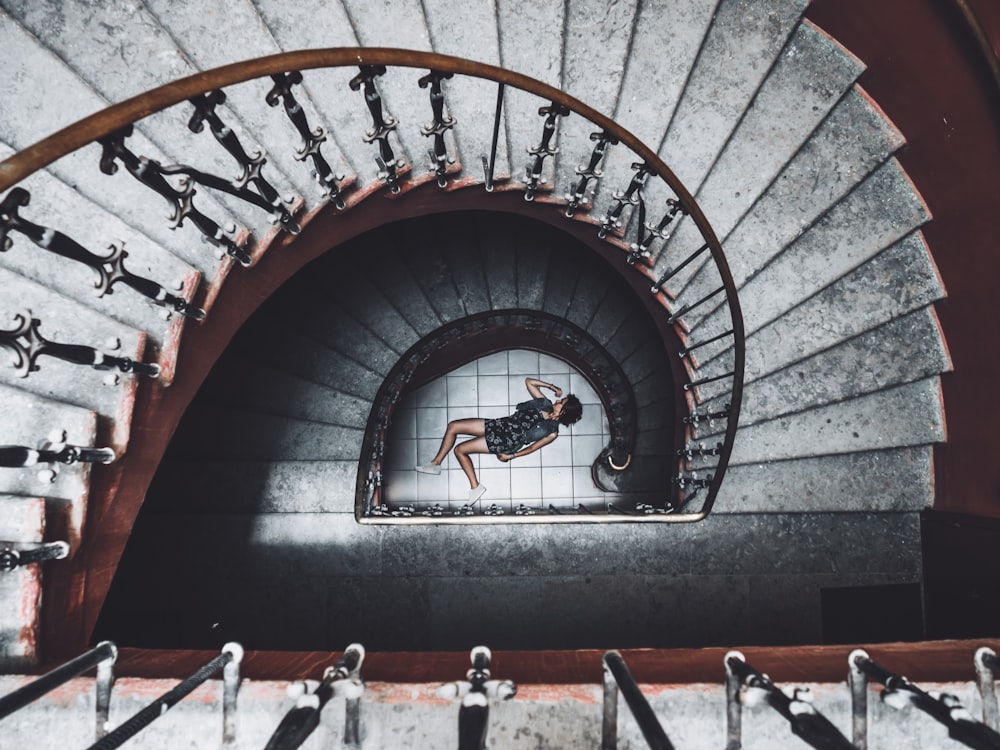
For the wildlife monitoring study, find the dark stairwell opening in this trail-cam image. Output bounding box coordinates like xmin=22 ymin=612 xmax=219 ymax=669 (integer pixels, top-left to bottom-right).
xmin=96 ymin=210 xmax=686 ymax=652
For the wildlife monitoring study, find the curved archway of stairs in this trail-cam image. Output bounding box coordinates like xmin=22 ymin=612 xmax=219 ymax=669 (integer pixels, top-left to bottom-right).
xmin=0 ymin=0 xmax=952 ymax=659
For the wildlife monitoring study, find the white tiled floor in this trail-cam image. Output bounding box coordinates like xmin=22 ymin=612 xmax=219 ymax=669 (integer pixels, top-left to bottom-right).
xmin=384 ymin=350 xmax=613 ymax=512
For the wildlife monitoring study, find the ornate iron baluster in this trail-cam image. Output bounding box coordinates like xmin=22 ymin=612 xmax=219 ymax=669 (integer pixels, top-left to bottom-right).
xmin=566 ymin=130 xmax=617 ymax=217
xmin=266 ymin=72 xmax=348 ymax=209
xmin=628 ymin=198 xmax=688 ymax=265
xmin=1 ymin=188 xmax=204 ymax=319
xmin=673 ymin=472 xmax=714 ymax=490
xmin=98 ymin=127 xmax=251 ymax=267
xmin=419 ymin=71 xmax=456 ymax=188
xmin=188 ymin=90 xmax=298 ymax=233
xmin=0 ymin=441 xmax=114 ymax=468
xmin=0 ymin=541 xmax=69 ymax=572
xmin=439 ymin=647 xmax=516 ymax=750
xmin=523 ymin=102 xmax=570 ymax=201
xmin=599 ymin=161 xmax=650 ymax=238
xmin=0 ymin=312 xmax=160 ymax=379
xmin=349 ymin=65 xmax=405 ymax=194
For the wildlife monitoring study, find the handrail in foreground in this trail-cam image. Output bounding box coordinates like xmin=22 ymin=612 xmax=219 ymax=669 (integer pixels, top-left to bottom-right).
xmin=602 ymin=650 xmax=673 ymax=750
xmin=0 ymin=48 xmax=744 ymax=522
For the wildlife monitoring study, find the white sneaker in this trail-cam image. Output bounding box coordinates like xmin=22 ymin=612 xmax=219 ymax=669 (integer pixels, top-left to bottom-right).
xmin=415 ymin=464 xmax=441 ymax=475
xmin=469 ymin=485 xmax=487 ymax=503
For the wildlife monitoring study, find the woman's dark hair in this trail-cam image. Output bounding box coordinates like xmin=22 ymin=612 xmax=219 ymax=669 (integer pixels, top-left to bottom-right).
xmin=558 ymin=395 xmax=583 ymax=426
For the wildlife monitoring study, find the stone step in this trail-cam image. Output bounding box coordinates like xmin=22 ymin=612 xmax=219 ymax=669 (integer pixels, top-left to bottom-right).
xmin=144 ymin=459 xmax=359 ymax=513
xmin=0 ymin=0 xmax=301 ymax=231
xmin=0 ymin=267 xmax=148 ymax=453
xmin=103 ymin=509 xmax=923 ymax=650
xmin=651 ymin=20 xmax=866 ymax=286
xmin=592 ymin=0 xmax=719 ymax=220
xmin=421 ymin=0 xmax=511 ymax=180
xmin=722 ymin=377 xmax=944 ymax=465
xmin=496 ymin=0 xmax=565 ymax=191
xmin=0 ymin=384 xmax=99 ymax=550
xmin=692 ymin=232 xmax=944 ymax=384
xmin=0 ymin=142 xmax=198 ymax=382
xmin=697 ymin=306 xmax=950 ymax=422
xmin=229 ymin=316 xmax=384 ymax=401
xmin=688 ymin=157 xmax=930 ymax=342
xmin=0 ymin=10 xmax=236 ymax=281
xmin=195 ymin=354 xmax=373 ymax=430
xmin=714 ymin=446 xmax=934 ymax=513
xmin=140 ymin=0 xmax=333 ymax=202
xmin=0 ymin=494 xmax=45 ymax=668
xmin=667 ymin=87 xmax=907 ymax=303
xmin=552 ymin=0 xmax=641 ymax=201
xmin=169 ymin=406 xmax=364 ymax=461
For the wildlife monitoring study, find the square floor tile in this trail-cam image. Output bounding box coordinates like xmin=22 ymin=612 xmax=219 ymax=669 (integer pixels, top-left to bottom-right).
xmin=415 ymin=378 xmax=447 ymax=408
xmin=417 ymin=438 xmax=442 ymax=468
xmin=450 ymin=360 xmax=478 ymax=377
xmin=510 ymin=467 xmax=542 ymax=500
xmin=569 ymin=373 xmax=600 ymax=403
xmin=479 ymin=467 xmax=512 ymax=501
xmin=476 ymin=351 xmax=509 ymax=375
xmin=541 ymin=434 xmax=573 ymax=466
xmin=541 ymin=465 xmax=574 ymax=500
xmin=385 ymin=470 xmax=417 ymax=503
xmin=416 ymin=469 xmax=450 ymax=500
xmin=539 ymin=353 xmax=570 ymax=374
xmin=507 ymin=349 xmax=538 ymax=374
xmin=416 ymin=407 xmax=447 ymax=439
xmin=573 ymin=434 xmax=606 ymax=464
xmin=479 ymin=405 xmax=510 ymax=420
xmin=386 ymin=438 xmax=417 ymax=470
xmin=391 ymin=405 xmax=417 ymax=438
xmin=478 ymin=375 xmax=509 ymax=406
xmin=447 ymin=376 xmax=478 ymax=407
xmin=573 ymin=404 xmax=606 ymax=435
xmin=513 ymin=449 xmax=541 ymax=468
xmin=572 ymin=466 xmax=604 ymax=498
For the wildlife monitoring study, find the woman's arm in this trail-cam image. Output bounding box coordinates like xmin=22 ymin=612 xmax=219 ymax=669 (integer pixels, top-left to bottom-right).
xmin=525 ymin=377 xmax=563 ymax=399
xmin=498 ymin=432 xmax=557 ymax=462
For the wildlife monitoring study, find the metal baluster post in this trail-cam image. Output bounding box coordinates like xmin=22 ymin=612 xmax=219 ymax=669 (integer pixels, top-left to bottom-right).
xmin=438 ymin=646 xmax=516 ymax=750
xmin=0 ymin=641 xmax=117 ymax=722
xmin=602 ymin=651 xmax=673 ymax=750
xmin=95 ymin=644 xmax=116 ymax=740
xmin=977 ymin=648 xmax=999 ymax=732
xmin=482 ymin=83 xmax=504 ymax=192
xmin=725 ymin=651 xmax=744 ymax=750
xmin=602 ymin=654 xmax=619 ymax=750
xmin=263 ymin=643 xmax=365 ymax=750
xmin=848 ymin=649 xmax=869 ymax=750
xmin=86 ymin=643 xmax=242 ymax=750
xmin=221 ymin=642 xmax=243 ymax=745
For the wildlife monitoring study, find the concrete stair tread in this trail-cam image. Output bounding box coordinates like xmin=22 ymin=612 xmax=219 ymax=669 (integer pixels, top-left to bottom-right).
xmin=666 ymin=87 xmax=907 ymax=301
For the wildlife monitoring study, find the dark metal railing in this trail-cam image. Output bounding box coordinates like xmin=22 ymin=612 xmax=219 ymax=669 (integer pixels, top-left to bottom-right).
xmin=726 ymin=651 xmax=853 ymax=750
xmin=0 ymin=640 xmax=116 ymax=739
xmin=264 ymin=644 xmax=365 ymax=750
xmin=0 ymin=48 xmax=744 ymax=523
xmin=0 ymin=441 xmax=114 ymax=468
xmin=602 ymin=650 xmax=674 ymax=750
xmin=85 ymin=643 xmax=243 ymax=750
xmin=850 ymin=649 xmax=1000 ymax=750
xmin=438 ymin=646 xmax=516 ymax=750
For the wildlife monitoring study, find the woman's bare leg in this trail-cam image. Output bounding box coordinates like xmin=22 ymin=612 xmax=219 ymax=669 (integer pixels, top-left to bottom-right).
xmin=430 ymin=418 xmax=485 ymax=465
xmin=454 ymin=436 xmax=490 ymax=489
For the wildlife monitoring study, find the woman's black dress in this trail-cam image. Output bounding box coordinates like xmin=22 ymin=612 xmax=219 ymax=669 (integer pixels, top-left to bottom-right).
xmin=484 ymin=397 xmax=560 ymax=455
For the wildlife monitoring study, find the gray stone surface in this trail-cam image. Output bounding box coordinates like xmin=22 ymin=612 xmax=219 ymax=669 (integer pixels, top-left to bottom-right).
xmin=714 ymin=446 xmax=934 ymax=513
xmin=170 ymin=407 xmax=365 ymax=460
xmin=421 ymin=0 xmax=511 ymax=180
xmin=727 ymin=377 xmax=944 ymax=464
xmin=672 ymin=88 xmax=906 ymax=301
xmin=653 ymin=20 xmax=866 ymax=288
xmin=0 ymin=12 xmax=233 ymax=278
xmin=692 ymin=158 xmax=930 ymax=341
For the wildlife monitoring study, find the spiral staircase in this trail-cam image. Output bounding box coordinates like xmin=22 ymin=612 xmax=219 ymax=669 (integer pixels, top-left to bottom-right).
xmin=0 ymin=0 xmax=979 ymax=728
